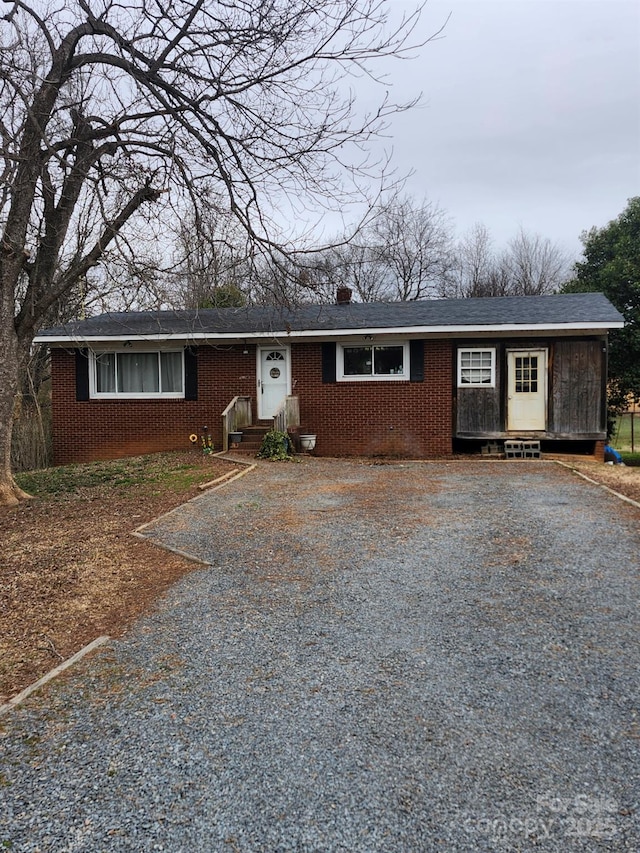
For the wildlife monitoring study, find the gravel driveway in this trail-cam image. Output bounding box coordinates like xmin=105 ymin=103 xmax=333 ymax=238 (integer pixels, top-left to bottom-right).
xmin=1 ymin=459 xmax=639 ymax=852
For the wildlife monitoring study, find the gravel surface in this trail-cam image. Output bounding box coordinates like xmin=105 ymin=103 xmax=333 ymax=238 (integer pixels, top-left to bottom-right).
xmin=1 ymin=458 xmax=639 ymax=852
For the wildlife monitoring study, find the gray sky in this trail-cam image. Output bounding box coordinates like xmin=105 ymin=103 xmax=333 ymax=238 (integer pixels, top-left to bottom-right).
xmin=372 ymin=0 xmax=640 ymax=258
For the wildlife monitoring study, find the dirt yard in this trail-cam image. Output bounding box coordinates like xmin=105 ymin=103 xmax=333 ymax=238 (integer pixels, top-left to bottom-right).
xmin=0 ymin=452 xmax=243 ymax=704
xmin=1 ymin=452 xmax=637 ymax=705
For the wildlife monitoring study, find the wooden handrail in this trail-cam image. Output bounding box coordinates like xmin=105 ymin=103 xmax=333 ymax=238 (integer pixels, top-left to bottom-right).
xmin=272 ymin=395 xmax=300 ymax=433
xmin=221 ymin=395 xmax=252 ymax=451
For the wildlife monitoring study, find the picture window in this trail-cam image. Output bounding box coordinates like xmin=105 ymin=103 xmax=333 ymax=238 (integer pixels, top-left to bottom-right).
xmin=91 ymin=350 xmax=184 ymax=398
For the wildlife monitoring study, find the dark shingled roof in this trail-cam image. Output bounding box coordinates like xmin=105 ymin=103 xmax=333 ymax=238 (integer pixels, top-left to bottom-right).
xmin=35 ymin=292 xmax=623 ymax=341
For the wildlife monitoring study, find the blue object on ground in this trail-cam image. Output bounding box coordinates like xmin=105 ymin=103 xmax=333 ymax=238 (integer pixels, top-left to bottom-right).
xmin=604 ymin=444 xmax=624 ymax=464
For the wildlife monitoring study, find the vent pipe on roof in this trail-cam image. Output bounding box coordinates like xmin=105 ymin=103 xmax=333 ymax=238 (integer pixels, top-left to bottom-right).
xmin=336 ymin=286 xmax=352 ymax=305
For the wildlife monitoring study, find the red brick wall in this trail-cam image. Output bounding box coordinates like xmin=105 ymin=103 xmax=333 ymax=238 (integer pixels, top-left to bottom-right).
xmin=291 ymin=341 xmax=453 ymax=458
xmin=51 ymin=341 xmax=454 ymax=463
xmin=51 ymin=346 xmax=257 ymax=463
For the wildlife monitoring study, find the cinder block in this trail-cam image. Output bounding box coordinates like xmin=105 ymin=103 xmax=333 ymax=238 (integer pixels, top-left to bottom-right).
xmin=504 ymin=440 xmax=523 ymax=458
xmin=521 ymin=440 xmax=541 ymax=458
xmin=481 ymin=442 xmax=503 ymax=456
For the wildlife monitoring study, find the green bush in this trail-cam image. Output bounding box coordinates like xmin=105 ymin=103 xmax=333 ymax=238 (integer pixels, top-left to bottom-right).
xmin=620 ymin=452 xmax=640 ymax=467
xmin=256 ymin=430 xmax=294 ymax=461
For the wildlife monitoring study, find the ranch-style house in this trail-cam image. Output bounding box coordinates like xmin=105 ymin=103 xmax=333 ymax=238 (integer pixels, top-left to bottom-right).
xmin=34 ymin=289 xmax=624 ymax=463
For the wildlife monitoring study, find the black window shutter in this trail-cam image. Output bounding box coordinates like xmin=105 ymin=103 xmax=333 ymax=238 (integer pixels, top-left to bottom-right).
xmin=321 ymin=342 xmax=336 ymax=383
xmin=409 ymin=340 xmax=424 ymax=382
xmin=75 ymin=349 xmax=90 ymax=400
xmin=184 ymin=347 xmax=198 ymax=400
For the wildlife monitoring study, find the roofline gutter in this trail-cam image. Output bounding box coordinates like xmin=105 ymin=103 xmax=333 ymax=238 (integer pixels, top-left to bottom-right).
xmin=33 ymin=320 xmax=623 ymax=345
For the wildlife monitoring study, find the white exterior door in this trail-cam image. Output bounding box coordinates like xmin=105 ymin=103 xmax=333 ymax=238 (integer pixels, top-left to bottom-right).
xmin=507 ymin=349 xmax=547 ymax=431
xmin=258 ymin=348 xmax=290 ymax=419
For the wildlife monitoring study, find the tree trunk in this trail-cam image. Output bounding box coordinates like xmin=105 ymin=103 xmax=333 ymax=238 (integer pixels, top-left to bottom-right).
xmin=0 ymin=310 xmax=32 ymax=506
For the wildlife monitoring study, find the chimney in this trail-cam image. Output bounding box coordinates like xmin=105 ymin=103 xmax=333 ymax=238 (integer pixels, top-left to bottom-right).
xmin=336 ymin=286 xmax=352 ymax=305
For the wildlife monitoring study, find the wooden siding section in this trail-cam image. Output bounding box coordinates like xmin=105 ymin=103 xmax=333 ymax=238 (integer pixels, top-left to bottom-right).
xmin=548 ymin=339 xmax=605 ymax=436
xmin=456 ymin=343 xmax=502 ymax=435
xmin=456 ymin=337 xmax=607 ymax=439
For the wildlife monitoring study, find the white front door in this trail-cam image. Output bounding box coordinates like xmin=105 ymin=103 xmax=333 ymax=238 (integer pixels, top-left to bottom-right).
xmin=258 ymin=347 xmax=290 ymax=419
xmin=507 ymin=349 xmax=547 ymax=431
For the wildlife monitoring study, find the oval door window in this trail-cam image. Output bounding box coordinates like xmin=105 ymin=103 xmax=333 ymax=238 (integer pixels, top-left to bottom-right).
xmin=270 ymin=367 xmax=281 ymax=379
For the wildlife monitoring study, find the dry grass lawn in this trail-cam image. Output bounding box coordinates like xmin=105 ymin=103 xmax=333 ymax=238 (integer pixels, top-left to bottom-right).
xmin=1 ymin=452 xmax=243 ymax=704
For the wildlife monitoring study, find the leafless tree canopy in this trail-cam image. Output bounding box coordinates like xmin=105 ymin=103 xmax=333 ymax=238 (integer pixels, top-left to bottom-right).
xmin=305 ymin=193 xmax=455 ymax=302
xmin=0 ymin=0 xmax=432 ymax=502
xmin=1 ymin=0 xmax=427 ymax=324
xmin=450 ymin=224 xmax=571 ymax=298
xmin=267 ymin=203 xmax=569 ymax=305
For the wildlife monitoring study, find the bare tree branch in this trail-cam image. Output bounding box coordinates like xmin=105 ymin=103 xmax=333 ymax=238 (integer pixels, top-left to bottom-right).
xmin=0 ymin=0 xmax=435 ymax=502
xmin=451 ymin=223 xmax=571 ymax=298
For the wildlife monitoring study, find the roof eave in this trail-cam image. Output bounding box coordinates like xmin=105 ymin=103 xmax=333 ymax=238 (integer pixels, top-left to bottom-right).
xmin=34 ymin=320 xmax=624 ymax=345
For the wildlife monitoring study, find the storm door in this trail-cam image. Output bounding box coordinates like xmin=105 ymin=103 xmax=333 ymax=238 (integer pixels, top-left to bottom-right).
xmin=258 ymin=348 xmax=290 ymax=419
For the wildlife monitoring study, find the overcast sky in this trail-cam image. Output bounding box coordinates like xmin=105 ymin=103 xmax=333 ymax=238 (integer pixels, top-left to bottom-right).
xmin=369 ymin=0 xmax=640 ymax=259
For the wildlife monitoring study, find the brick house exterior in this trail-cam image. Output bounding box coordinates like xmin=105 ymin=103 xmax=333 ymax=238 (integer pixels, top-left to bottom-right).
xmin=37 ymin=293 xmax=623 ymax=464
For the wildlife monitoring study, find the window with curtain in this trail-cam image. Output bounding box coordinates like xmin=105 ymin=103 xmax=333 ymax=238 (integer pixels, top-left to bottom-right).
xmin=91 ymin=350 xmax=184 ymax=397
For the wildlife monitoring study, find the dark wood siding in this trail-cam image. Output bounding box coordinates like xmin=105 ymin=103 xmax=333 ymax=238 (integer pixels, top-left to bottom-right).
xmin=455 ymin=336 xmax=607 ymax=439
xmin=455 ymin=343 xmax=502 ymax=435
xmin=549 ymin=339 xmax=605 ymax=435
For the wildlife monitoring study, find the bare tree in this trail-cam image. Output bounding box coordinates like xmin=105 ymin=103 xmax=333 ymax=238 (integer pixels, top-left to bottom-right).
xmin=314 ymin=241 xmax=389 ymax=302
xmin=168 ymin=203 xmax=251 ymax=309
xmin=449 ymin=223 xmax=502 ymax=297
xmin=368 ymin=193 xmax=455 ymax=300
xmin=505 ymin=227 xmax=571 ymax=295
xmin=309 ymin=193 xmax=454 ymax=302
xmin=0 ymin=0 xmax=432 ymax=504
xmin=452 ymin=224 xmax=571 ymax=299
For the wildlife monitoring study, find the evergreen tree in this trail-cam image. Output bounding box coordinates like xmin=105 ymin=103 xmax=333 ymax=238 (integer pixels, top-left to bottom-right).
xmin=563 ymin=198 xmax=640 ymax=410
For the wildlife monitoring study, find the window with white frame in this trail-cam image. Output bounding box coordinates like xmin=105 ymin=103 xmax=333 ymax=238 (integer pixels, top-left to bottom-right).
xmin=91 ymin=350 xmax=184 ymax=398
xmin=337 ymin=342 xmax=409 ymax=381
xmin=458 ymin=348 xmax=496 ymax=387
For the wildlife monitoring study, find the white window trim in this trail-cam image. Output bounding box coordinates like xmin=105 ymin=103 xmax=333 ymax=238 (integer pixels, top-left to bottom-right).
xmin=337 ymin=341 xmax=410 ymax=382
xmin=89 ymin=348 xmax=185 ymax=399
xmin=457 ymin=347 xmax=496 ymax=388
